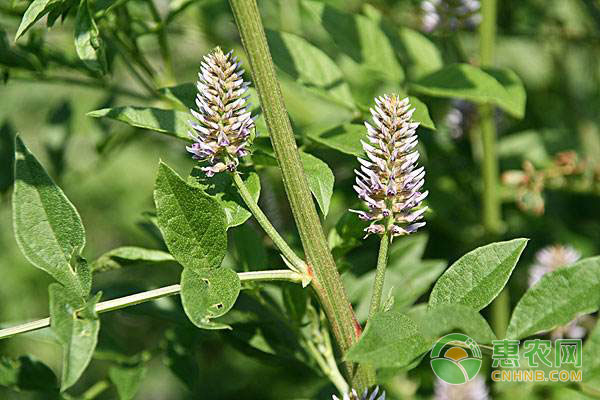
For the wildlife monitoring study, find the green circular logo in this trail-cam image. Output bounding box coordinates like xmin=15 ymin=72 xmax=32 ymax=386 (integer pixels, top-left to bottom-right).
xmin=430 ymin=333 xmax=482 ymax=384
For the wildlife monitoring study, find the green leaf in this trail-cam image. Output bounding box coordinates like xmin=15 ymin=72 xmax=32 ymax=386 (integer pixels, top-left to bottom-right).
xmin=583 ymin=321 xmax=600 ymax=392
xmin=13 ymin=136 xmax=91 ymax=299
xmin=280 ymin=78 xmax=355 ymax=128
xmin=49 ymin=284 xmax=100 ymax=391
xmin=410 ymin=64 xmax=526 ymax=118
xmin=15 ymin=0 xmax=61 ymax=40
xmin=180 ymin=268 xmax=241 ymax=330
xmin=299 ymin=152 xmax=334 ymax=217
xmin=188 ymin=168 xmax=261 ymax=229
xmin=87 ymin=107 xmax=191 ymax=141
xmin=482 ymin=67 xmax=527 ymax=118
xmin=305 ymin=123 xmax=365 ymax=157
xmin=305 ymin=100 xmax=433 ymax=157
xmin=409 ymin=96 xmax=436 ymax=130
xmin=0 ymin=355 xmax=58 ymax=392
xmin=506 ymin=257 xmax=600 ymax=339
xmin=302 ymin=0 xmax=404 ymax=82
xmin=154 ymin=162 xmax=227 ymax=271
xmin=232 ymin=224 xmax=267 ymax=271
xmin=266 ymin=29 xmax=355 ymax=109
xmin=108 ymin=364 xmax=147 ymax=400
xmin=345 ymin=311 xmax=429 ymax=368
xmin=407 ymin=304 xmax=496 ymax=344
xmin=74 ymin=0 xmax=106 ymax=74
xmin=250 ymin=147 xmax=335 ymax=217
xmin=91 ymin=246 xmax=175 ymax=273
xmin=397 ymin=27 xmax=443 ymax=80
xmin=429 ymin=239 xmax=528 ymax=311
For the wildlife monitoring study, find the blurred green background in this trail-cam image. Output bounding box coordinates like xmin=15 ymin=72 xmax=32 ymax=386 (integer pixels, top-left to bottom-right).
xmin=1 ymin=0 xmax=600 ymax=398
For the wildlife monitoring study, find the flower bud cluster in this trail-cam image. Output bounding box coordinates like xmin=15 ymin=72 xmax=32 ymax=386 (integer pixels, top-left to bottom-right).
xmin=350 ymin=95 xmax=428 ymax=238
xmin=187 ymin=47 xmax=254 ymax=176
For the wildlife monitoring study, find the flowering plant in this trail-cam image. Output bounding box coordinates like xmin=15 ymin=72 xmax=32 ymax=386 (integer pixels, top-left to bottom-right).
xmin=1 ymin=0 xmax=600 ymax=399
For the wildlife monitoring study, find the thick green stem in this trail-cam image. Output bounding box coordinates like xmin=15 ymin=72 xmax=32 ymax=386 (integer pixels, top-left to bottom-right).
xmin=232 ymin=171 xmax=306 ymax=273
xmin=491 ymin=288 xmax=510 ymax=338
xmin=0 ymin=270 xmax=302 ymax=340
xmin=228 ymin=0 xmax=372 ymax=390
xmin=479 ymin=0 xmax=502 ymax=234
xmin=481 ymin=0 xmax=510 ymax=338
xmin=367 ymin=231 xmax=390 ymax=322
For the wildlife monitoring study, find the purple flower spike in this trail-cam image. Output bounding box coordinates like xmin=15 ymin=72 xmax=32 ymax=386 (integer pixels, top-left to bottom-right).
xmin=351 ymin=95 xmax=428 ymax=238
xmin=187 ymin=47 xmax=255 ymax=175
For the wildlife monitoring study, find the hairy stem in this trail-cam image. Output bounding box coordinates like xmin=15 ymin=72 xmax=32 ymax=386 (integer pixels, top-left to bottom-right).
xmin=480 ymin=0 xmax=510 ymax=338
xmin=228 ymin=0 xmax=373 ymax=390
xmin=479 ymin=0 xmax=501 ymax=234
xmin=232 ymin=171 xmax=306 ymax=273
xmin=0 ymin=270 xmax=302 ymax=340
xmin=367 ymin=231 xmax=390 ymax=323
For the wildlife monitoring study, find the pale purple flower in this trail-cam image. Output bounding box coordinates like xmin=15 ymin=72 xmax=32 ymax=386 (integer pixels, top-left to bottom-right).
xmin=350 ymin=95 xmax=428 ymax=238
xmin=528 ymin=245 xmax=581 ymax=287
xmin=445 ymin=99 xmax=476 ymax=139
xmin=528 ymin=244 xmax=593 ymax=339
xmin=434 ymin=376 xmax=490 ymax=400
xmin=187 ymin=47 xmax=254 ymax=176
xmin=333 ymin=387 xmax=385 ymax=400
xmin=421 ymin=0 xmax=481 ymax=33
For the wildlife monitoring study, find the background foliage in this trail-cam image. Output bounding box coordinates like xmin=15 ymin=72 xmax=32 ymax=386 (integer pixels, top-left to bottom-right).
xmin=1 ymin=0 xmax=600 ymax=398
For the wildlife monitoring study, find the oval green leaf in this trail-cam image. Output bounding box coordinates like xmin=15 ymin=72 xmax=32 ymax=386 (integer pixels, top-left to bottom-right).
xmin=410 ymin=64 xmax=526 ymax=118
xmin=188 ymin=168 xmax=261 ymax=229
xmin=87 ymin=107 xmax=191 ymax=142
xmin=180 ymin=268 xmax=241 ymax=330
xmin=91 ymin=246 xmax=175 ymax=273
xmin=407 ymin=304 xmax=496 ymax=344
xmin=507 ymin=256 xmax=600 ymax=339
xmin=13 ymin=136 xmax=90 ymax=299
xmin=429 ymin=238 xmax=528 ymax=311
xmin=153 ymin=162 xmax=227 ymax=271
xmin=267 ymin=29 xmax=355 ymax=109
xmin=345 ymin=311 xmax=429 ymax=368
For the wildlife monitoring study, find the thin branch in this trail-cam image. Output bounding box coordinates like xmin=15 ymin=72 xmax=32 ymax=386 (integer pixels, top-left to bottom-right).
xmin=0 ymin=270 xmax=303 ymax=340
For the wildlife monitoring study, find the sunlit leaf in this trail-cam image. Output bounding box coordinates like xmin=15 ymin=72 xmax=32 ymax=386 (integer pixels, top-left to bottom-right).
xmin=91 ymin=246 xmax=175 ymax=273
xmin=507 ymin=257 xmax=600 ymax=339
xmin=410 ymin=64 xmax=526 ymax=118
xmin=74 ymin=0 xmax=106 ymax=74
xmin=429 ymin=239 xmax=528 ymax=311
xmin=13 ymin=136 xmax=91 ymax=299
xmin=407 ymin=304 xmax=496 ymax=344
xmin=15 ymin=0 xmax=61 ymax=40
xmin=267 ymin=29 xmax=355 ymax=109
xmin=154 ymin=162 xmax=227 ymax=271
xmin=188 ymin=168 xmax=261 ymax=229
xmin=87 ymin=107 xmax=190 ymax=141
xmin=345 ymin=311 xmax=429 ymax=368
xmin=299 ymin=152 xmax=334 ymax=217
